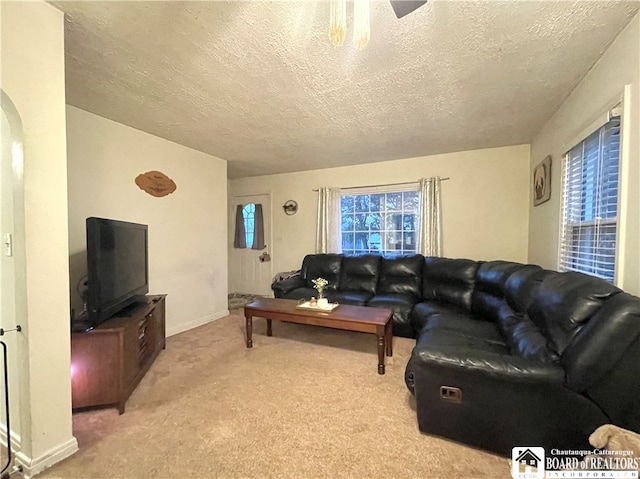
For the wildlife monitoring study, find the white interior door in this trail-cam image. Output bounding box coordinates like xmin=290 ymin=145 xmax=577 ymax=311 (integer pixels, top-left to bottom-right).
xmin=229 ymin=194 xmax=272 ymax=296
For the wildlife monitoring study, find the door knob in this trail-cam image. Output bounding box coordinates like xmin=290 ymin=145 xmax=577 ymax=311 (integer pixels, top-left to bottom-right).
xmin=259 ymin=252 xmax=271 ymax=262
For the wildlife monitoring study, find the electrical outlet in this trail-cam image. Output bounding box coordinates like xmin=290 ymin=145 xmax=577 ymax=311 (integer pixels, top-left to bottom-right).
xmin=3 ymin=233 xmax=12 ymax=257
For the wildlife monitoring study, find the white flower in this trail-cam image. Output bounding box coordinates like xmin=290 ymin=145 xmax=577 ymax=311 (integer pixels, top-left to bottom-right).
xmin=312 ymin=277 xmax=328 ymax=293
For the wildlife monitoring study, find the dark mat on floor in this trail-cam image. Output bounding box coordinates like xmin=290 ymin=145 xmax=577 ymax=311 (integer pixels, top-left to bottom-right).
xmin=228 ymin=293 xmax=265 ymax=310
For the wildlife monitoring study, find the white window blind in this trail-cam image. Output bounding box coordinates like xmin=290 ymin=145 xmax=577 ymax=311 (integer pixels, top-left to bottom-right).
xmin=559 ymin=117 xmax=620 ymax=283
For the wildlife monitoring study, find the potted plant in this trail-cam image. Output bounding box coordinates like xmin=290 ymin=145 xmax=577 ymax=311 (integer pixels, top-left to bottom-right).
xmin=312 ymin=277 xmax=329 ymax=308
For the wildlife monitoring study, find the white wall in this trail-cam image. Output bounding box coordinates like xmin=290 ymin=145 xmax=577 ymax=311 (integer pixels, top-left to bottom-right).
xmin=66 ymin=106 xmax=229 ymax=336
xmin=229 ymin=144 xmax=530 ymax=286
xmin=0 ymin=0 xmax=78 ymax=475
xmin=528 ymin=14 xmax=640 ymax=295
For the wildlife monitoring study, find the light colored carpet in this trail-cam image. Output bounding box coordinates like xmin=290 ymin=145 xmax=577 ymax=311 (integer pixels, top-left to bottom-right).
xmin=39 ymin=310 xmax=510 ymax=479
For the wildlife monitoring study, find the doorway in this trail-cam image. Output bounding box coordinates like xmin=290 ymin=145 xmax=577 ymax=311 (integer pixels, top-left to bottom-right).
xmin=229 ymin=194 xmax=272 ymax=297
xmin=0 ymin=89 xmax=26 ymax=467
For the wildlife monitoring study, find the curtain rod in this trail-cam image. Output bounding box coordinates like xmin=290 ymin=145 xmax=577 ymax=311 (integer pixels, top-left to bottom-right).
xmin=312 ymin=177 xmax=450 ymax=192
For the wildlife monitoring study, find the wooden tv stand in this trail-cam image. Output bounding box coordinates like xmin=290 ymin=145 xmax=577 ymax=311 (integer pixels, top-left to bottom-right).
xmin=70 ymin=295 xmax=166 ymax=414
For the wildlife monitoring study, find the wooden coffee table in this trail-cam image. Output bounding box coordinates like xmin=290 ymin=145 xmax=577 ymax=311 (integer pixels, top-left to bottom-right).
xmin=244 ymin=298 xmax=393 ymax=374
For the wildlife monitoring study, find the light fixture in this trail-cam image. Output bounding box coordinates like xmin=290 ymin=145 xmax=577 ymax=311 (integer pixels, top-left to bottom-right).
xmin=353 ymin=0 xmax=370 ymax=50
xmin=329 ymin=0 xmax=370 ymax=50
xmin=329 ymin=0 xmax=346 ymax=47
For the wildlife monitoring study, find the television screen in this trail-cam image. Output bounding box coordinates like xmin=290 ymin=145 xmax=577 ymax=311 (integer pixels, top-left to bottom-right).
xmin=86 ymin=217 xmax=149 ymax=325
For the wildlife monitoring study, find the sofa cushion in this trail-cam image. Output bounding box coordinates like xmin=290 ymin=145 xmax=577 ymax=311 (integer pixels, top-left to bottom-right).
xmin=410 ymin=301 xmax=470 ymax=333
xmin=404 ymin=338 xmax=565 ymax=396
xmin=279 ymin=287 xmax=318 ymax=301
xmin=561 ymin=292 xmax=640 ymax=393
xmin=271 ymin=275 xmax=306 ymax=298
xmin=585 ymin=336 xmax=640 ymax=430
xmin=414 ymin=329 xmax=509 ymax=355
xmin=326 ymin=290 xmax=372 ymax=306
xmin=422 ymin=257 xmax=480 ymax=310
xmin=471 ymin=261 xmax=525 ymax=321
xmin=527 ymin=271 xmax=621 ymax=356
xmin=376 ymin=255 xmax=423 ymax=298
xmin=505 ymin=314 xmax=559 ymax=363
xmin=420 ymin=313 xmax=505 ymax=345
xmin=338 ymin=255 xmax=381 ymax=295
xmin=503 ymin=265 xmax=551 ymax=313
xmin=496 ymin=301 xmax=558 ymax=363
xmin=301 ymin=254 xmax=342 ymax=291
xmin=367 ymin=293 xmax=420 ymax=338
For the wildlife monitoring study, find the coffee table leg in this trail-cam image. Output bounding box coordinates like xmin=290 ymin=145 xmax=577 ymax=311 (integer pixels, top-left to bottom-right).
xmin=246 ymin=314 xmax=253 ymax=348
xmin=385 ymin=322 xmax=393 ymax=357
xmin=377 ymin=332 xmax=385 ymax=375
xmin=267 ymin=318 xmax=272 ymax=337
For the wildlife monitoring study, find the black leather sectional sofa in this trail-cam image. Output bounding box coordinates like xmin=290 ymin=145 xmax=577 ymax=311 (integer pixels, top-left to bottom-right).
xmin=271 ymin=253 xmax=640 ymax=455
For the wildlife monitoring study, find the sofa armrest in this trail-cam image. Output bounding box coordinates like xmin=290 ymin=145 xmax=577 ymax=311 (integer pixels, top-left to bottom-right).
xmin=271 ymin=275 xmax=305 ymax=297
xmin=406 ymin=345 xmax=606 ymax=455
xmin=409 ymin=345 xmax=565 ymax=386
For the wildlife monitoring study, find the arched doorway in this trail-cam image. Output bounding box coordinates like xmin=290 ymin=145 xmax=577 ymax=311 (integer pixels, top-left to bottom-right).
xmin=0 ymin=89 xmax=27 ymax=472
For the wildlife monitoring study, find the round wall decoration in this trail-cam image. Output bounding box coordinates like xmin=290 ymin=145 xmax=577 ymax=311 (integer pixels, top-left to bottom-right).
xmin=135 ymin=171 xmax=177 ymax=198
xmin=283 ymin=200 xmax=298 ymax=215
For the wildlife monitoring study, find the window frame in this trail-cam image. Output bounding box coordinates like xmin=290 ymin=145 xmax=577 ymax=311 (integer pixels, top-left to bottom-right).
xmin=339 ymin=184 xmax=420 ymax=258
xmin=558 ymin=114 xmax=621 ymax=283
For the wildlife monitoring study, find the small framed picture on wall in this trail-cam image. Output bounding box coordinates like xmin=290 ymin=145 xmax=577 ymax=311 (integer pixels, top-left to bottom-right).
xmin=533 ymin=155 xmax=552 ymax=206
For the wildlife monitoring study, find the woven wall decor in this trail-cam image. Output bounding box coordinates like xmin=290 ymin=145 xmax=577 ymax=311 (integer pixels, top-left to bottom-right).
xmin=135 ymin=170 xmax=177 ymax=198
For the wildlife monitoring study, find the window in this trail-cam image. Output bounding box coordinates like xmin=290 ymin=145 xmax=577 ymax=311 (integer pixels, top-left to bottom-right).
xmin=559 ymin=117 xmax=620 ymax=283
xmin=242 ymin=203 xmax=256 ymax=247
xmin=340 ymin=188 xmax=419 ymax=257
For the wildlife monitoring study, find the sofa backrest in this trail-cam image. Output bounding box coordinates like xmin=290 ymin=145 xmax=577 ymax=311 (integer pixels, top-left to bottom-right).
xmin=561 ymin=292 xmax=640 ymax=390
xmin=503 ymin=265 xmax=551 ymax=313
xmin=495 ymin=265 xmax=558 ymax=363
xmin=301 ymin=254 xmax=343 ymax=291
xmin=422 ymin=257 xmax=479 ymax=310
xmin=527 ymin=271 xmax=621 ymax=357
xmin=339 ymin=255 xmax=381 ymax=294
xmin=561 ymin=292 xmax=640 ymax=430
xmin=471 ymin=261 xmax=526 ymax=321
xmin=376 ymin=255 xmax=424 ymax=298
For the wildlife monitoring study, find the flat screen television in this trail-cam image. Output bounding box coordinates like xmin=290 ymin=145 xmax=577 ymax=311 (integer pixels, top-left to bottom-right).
xmin=86 ymin=217 xmax=149 ymax=326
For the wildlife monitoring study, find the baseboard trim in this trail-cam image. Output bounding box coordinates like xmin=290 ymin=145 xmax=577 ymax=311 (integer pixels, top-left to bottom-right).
xmin=166 ymin=309 xmax=229 ymax=337
xmin=0 ymin=423 xmax=22 ymax=454
xmin=17 ymin=436 xmax=78 ymax=478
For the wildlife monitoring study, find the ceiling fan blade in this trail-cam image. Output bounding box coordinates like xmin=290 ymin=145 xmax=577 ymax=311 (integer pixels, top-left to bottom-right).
xmin=389 ymin=0 xmax=428 ymax=18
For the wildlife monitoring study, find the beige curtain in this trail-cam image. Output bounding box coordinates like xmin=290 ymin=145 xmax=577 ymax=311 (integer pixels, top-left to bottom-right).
xmin=418 ymin=177 xmax=442 ymax=256
xmin=315 ymin=187 xmax=342 ymax=254
xmin=233 ymin=204 xmax=246 ymax=249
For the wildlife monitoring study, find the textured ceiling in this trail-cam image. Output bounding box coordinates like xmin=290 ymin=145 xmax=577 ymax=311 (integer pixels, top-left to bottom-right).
xmin=50 ymin=1 xmax=639 ymax=179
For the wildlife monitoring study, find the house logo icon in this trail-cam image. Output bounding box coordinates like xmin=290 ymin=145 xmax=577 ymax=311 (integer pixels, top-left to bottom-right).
xmin=511 ymin=447 xmax=545 ymax=479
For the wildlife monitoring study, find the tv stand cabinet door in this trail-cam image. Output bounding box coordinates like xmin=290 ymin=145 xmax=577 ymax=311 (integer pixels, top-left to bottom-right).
xmin=71 ymin=330 xmax=121 ymax=409
xmin=152 ymin=296 xmax=166 ymax=352
xmin=122 ymin=318 xmax=140 ymax=391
